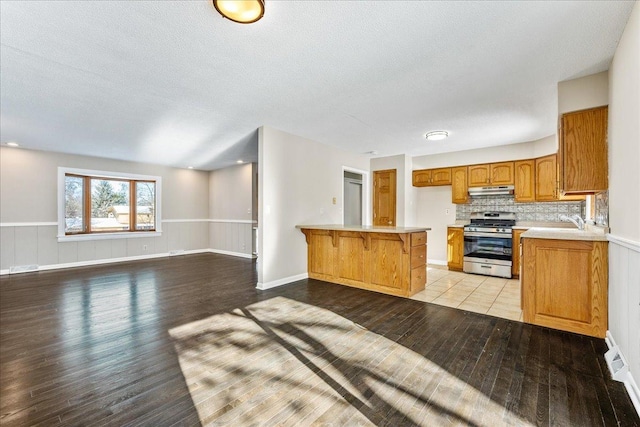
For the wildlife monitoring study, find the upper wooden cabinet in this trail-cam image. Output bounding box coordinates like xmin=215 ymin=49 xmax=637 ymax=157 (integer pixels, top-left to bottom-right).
xmin=451 ymin=167 xmax=468 ymax=204
xmin=535 ymin=154 xmax=585 ymax=202
xmin=468 ymin=162 xmax=514 ymax=187
xmin=535 ymin=155 xmax=557 ymax=201
xmin=412 ymin=168 xmax=452 ymax=187
xmin=559 ymin=106 xmax=608 ymax=194
xmin=514 ymin=160 xmax=535 ymax=202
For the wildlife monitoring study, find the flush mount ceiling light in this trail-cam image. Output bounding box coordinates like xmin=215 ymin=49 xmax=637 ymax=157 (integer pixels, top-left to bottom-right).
xmin=425 ymin=131 xmax=449 ymax=141
xmin=213 ymin=0 xmax=265 ymax=24
xmin=6 ymin=142 xmax=20 ymax=147
xmin=237 ymin=160 xmax=244 ymax=164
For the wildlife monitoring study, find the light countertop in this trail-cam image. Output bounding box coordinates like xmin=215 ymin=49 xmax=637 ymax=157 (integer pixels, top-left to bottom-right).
xmin=521 ymin=226 xmax=608 ymax=241
xmin=296 ymin=224 xmax=431 ymax=233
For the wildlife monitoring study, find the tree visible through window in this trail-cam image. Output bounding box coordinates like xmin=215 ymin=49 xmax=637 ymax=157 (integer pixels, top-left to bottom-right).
xmin=64 ymin=173 xmax=157 ymax=234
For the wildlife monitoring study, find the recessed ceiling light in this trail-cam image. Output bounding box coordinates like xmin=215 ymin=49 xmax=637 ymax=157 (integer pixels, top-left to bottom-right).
xmin=237 ymin=160 xmax=244 ymax=164
xmin=425 ymin=131 xmax=449 ymax=141
xmin=187 ymin=166 xmax=194 ymax=169
xmin=6 ymin=142 xmax=19 ymax=147
xmin=368 ymin=151 xmax=378 ymax=155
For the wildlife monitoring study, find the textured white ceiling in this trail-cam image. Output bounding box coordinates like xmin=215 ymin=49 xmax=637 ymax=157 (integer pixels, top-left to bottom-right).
xmin=0 ymin=1 xmax=635 ymax=170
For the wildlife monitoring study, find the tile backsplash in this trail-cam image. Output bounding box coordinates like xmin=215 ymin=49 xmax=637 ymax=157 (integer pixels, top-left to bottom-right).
xmin=456 ymin=195 xmax=585 ymax=222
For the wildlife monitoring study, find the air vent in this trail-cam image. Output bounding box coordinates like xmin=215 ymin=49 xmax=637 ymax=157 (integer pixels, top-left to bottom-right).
xmin=605 ymin=346 xmax=629 ymax=382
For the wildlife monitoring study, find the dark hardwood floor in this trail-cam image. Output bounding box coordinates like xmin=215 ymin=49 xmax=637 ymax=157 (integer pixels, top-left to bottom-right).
xmin=0 ymin=253 xmax=638 ymax=426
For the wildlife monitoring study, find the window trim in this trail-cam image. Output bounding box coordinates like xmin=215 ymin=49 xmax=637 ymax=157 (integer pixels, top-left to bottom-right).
xmin=58 ymin=167 xmax=162 ymax=242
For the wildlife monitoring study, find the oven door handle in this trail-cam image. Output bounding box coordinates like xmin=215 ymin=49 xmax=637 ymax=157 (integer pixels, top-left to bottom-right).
xmin=464 ymin=231 xmax=512 ymax=239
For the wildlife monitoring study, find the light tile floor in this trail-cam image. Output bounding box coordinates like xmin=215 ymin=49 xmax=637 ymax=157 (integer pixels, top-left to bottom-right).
xmin=411 ymin=265 xmax=523 ymax=322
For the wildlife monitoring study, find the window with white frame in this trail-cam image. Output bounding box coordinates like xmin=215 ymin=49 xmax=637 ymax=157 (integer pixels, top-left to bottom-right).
xmin=59 ymin=168 xmax=161 ymax=239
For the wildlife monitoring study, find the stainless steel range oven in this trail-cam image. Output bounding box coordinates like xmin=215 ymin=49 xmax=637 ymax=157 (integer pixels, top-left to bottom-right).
xmin=463 ymin=212 xmax=516 ymax=278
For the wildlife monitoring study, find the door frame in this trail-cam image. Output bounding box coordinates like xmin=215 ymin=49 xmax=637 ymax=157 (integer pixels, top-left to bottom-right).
xmin=342 ymin=166 xmax=370 ymax=226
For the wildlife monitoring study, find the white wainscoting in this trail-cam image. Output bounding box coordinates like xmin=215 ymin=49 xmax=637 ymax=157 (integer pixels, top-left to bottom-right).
xmin=0 ymin=220 xmax=210 ymax=274
xmin=209 ymin=219 xmax=256 ymax=258
xmin=607 ymin=234 xmax=640 ymax=416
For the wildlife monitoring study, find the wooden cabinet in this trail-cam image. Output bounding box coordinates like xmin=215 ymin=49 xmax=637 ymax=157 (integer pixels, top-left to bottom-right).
xmin=468 ymin=162 xmax=514 ymax=187
xmin=451 ymin=167 xmax=468 ymax=204
xmin=447 ymin=227 xmax=464 ymax=271
xmin=511 ymin=228 xmax=527 ymax=278
xmin=535 ymin=154 xmax=585 ymax=202
xmin=559 ymin=106 xmax=608 ymax=194
xmin=522 ymin=238 xmax=608 ymax=338
xmin=514 ymin=160 xmax=535 ymax=202
xmin=535 ymin=155 xmax=557 ymax=201
xmin=412 ymin=168 xmax=452 ymax=187
xmin=300 ymin=228 xmax=427 ymax=297
xmin=468 ymin=164 xmax=490 ymax=187
xmin=490 ymin=161 xmax=515 ymax=185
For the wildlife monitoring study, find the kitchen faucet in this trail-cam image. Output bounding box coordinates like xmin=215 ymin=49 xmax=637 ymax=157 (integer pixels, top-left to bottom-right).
xmin=559 ymin=214 xmax=585 ymax=230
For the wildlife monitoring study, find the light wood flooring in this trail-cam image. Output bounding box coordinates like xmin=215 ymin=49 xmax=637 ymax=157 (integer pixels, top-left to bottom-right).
xmin=1 ymin=254 xmax=638 ymax=426
xmin=412 ymin=266 xmax=523 ymax=321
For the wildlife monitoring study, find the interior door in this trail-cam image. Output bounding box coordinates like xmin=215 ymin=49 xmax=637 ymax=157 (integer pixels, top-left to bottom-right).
xmin=373 ymin=169 xmax=396 ymax=226
xmin=344 ymin=179 xmax=363 ymax=225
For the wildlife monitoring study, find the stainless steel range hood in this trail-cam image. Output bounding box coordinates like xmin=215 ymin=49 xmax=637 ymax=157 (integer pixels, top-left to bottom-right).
xmin=468 ymin=185 xmax=515 ymax=197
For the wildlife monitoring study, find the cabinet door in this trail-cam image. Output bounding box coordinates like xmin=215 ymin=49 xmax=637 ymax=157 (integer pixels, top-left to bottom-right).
xmin=560 ymin=106 xmax=608 ymax=193
xmin=447 ymin=227 xmax=464 ymax=271
xmin=511 ymin=228 xmax=527 ymax=278
xmin=514 ymin=160 xmax=535 ymax=202
xmin=535 ymin=155 xmax=585 ymax=202
xmin=522 ymin=238 xmax=608 ymax=338
xmin=430 ymin=168 xmax=452 ymax=186
xmin=490 ymin=161 xmax=515 ymax=185
xmin=451 ymin=167 xmax=468 ymax=204
xmin=535 ymin=155 xmax=557 ymax=201
xmin=412 ymin=170 xmax=431 ymax=187
xmin=468 ymin=164 xmax=490 ymax=187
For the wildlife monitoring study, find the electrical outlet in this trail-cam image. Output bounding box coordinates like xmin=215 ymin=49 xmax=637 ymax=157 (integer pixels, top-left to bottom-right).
xmin=332 ymin=197 xmax=337 ymax=205
xmin=445 ymin=209 xmax=450 ymax=215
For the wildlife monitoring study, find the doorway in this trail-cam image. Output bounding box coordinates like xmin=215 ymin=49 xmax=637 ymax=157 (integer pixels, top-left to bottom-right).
xmin=343 ymin=171 xmax=363 ymax=225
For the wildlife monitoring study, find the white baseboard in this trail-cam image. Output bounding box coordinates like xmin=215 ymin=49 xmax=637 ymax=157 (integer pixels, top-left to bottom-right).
xmin=606 ymin=331 xmax=640 ymax=417
xmin=427 ymin=259 xmax=447 ymax=266
xmin=0 ymin=248 xmax=254 ymax=276
xmin=209 ymin=249 xmax=256 ymax=259
xmin=256 ymin=273 xmax=308 ymax=290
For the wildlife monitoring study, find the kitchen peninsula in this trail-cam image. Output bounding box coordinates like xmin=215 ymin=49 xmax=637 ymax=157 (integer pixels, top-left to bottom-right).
xmin=297 ymin=225 xmax=430 ymax=297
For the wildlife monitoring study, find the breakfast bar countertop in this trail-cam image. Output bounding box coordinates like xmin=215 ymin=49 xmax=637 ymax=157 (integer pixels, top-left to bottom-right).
xmin=296 ymin=224 xmax=431 ymax=233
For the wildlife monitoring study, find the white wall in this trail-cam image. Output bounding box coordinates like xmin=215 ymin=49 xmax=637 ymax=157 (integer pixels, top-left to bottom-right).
xmin=208 ymin=163 xmax=256 ymax=256
xmin=257 ymin=126 xmax=369 ymax=288
xmin=558 ymin=70 xmax=609 ymax=114
xmin=607 ymin=1 xmax=640 ymax=414
xmin=0 ymin=147 xmax=210 ymax=272
xmin=413 ymin=135 xmax=557 ymax=169
xmin=415 ymin=186 xmax=455 ymax=264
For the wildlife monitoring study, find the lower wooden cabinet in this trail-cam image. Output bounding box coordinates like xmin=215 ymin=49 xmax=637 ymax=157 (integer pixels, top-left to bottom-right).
xmin=522 ymin=238 xmax=608 ymax=338
xmin=511 ymin=228 xmax=528 ymax=278
xmin=447 ymin=227 xmax=464 ymax=271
